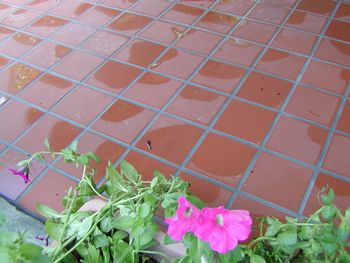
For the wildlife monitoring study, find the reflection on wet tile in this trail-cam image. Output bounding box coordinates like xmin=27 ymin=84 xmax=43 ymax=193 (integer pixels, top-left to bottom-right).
xmin=179 ymin=172 xmax=232 ymax=207
xmin=323 ymin=134 xmax=350 ymax=178
xmin=237 ymin=71 xmax=292 ymax=109
xmin=337 ymin=100 xmax=350 ymax=134
xmin=304 ymin=173 xmax=350 ymax=215
xmin=256 ymin=49 xmax=306 ymax=80
xmin=196 ymin=11 xmax=239 ymax=33
xmin=297 ymin=0 xmax=336 ymax=16
xmin=242 ymin=152 xmax=312 ymax=212
xmin=16 ymin=115 xmax=82 ymax=154
xmin=0 ymin=9 xmax=41 ymax=29
xmin=152 ymin=48 xmax=204 ymax=79
xmin=325 ymin=20 xmax=350 ymax=43
xmin=0 ymin=63 xmax=41 ymax=94
xmin=124 ymin=72 xmax=181 ymax=109
xmin=214 ymin=99 xmax=276 ymax=144
xmin=301 ymin=60 xmax=350 ymax=95
xmin=108 ymin=13 xmax=152 ymax=35
xmin=286 ymin=85 xmax=340 ymax=127
xmin=26 ymin=15 xmax=68 ymax=37
xmin=87 ymin=60 xmax=141 ymax=93
xmin=50 ymin=22 xmax=97 ymax=46
xmin=192 ymin=60 xmax=246 ymax=93
xmin=213 ymin=0 xmax=254 ymax=16
xmin=187 ymin=132 xmax=255 ymax=186
xmin=167 ymin=85 xmax=226 ymax=125
xmin=131 ymin=0 xmax=171 ymax=16
xmin=49 ymin=0 xmax=92 ymax=18
xmin=0 ymin=148 xmax=44 ymax=200
xmin=141 ymin=21 xmax=186 ymax=44
xmin=286 ymin=10 xmax=327 ymax=34
xmin=0 ymin=55 xmax=10 ymax=69
xmin=19 ymin=170 xmax=76 ymax=214
xmin=335 ymin=4 xmax=350 ymax=22
xmin=267 ymin=116 xmax=328 ymax=164
xmin=315 ymin=38 xmax=350 ymax=68
xmin=93 ymin=100 xmax=155 ymax=143
xmin=175 ymin=29 xmax=223 ymax=55
xmin=214 ymin=39 xmax=263 ymax=67
xmin=77 ymin=6 xmax=120 ymax=26
xmin=0 ymin=32 xmax=42 ymax=58
xmin=136 ymin=115 xmax=203 ymax=164
xmin=232 ymin=19 xmax=277 ymax=44
xmin=19 ymin=74 xmax=75 ymax=109
xmin=0 ymin=101 xmax=43 ymax=142
xmin=23 ymin=41 xmax=71 ymax=69
xmin=53 ymin=85 xmax=113 ymax=126
xmin=162 ymin=4 xmax=204 ymax=25
xmin=102 ymin=0 xmax=137 ymax=9
xmin=0 ymin=27 xmax=14 ymax=41
xmin=28 ymin=0 xmax=60 ymax=11
xmin=248 ymin=4 xmax=290 ymax=25
xmin=260 ymin=0 xmax=297 ymax=7
xmin=114 ymin=39 xmax=166 ymax=67
xmin=56 ymin=132 xmax=125 ymax=182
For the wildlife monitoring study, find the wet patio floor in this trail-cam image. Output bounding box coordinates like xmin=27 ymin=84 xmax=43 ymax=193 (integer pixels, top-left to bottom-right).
xmin=0 ymin=0 xmax=349 ymax=222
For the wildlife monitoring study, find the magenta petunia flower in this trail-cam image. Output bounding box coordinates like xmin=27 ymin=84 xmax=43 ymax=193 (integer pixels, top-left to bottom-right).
xmin=194 ymin=207 xmax=252 ymax=254
xmin=9 ymin=166 xmax=30 ymax=184
xmin=165 ymin=196 xmax=201 ymax=241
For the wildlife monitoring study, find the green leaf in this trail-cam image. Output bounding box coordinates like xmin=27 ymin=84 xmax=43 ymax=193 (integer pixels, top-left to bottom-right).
xmin=86 ymin=152 xmax=100 ymax=163
xmin=265 ymin=217 xmax=282 ymax=237
xmin=0 ymin=212 xmax=5 ymax=227
xmin=320 ymin=240 xmax=337 ymax=255
xmin=36 ymin=204 xmax=63 ymax=219
xmin=45 ymin=220 xmax=64 ymax=241
xmin=112 ymin=216 xmax=135 ymax=230
xmin=19 ymin=243 xmax=43 ymax=259
xmin=112 ymin=231 xmax=128 ymax=243
xmin=17 ymin=160 xmax=29 ymax=167
xmin=100 ymin=217 xmax=112 ymax=233
xmin=150 ymin=176 xmax=158 ymax=189
xmin=185 ymin=194 xmax=204 ymax=209
xmin=277 ymin=230 xmax=297 ymax=246
xmin=94 ymin=234 xmax=109 ymax=248
xmin=77 ymin=155 xmax=89 ymax=166
xmin=337 ymin=222 xmax=349 ymax=243
xmin=299 ymin=225 xmax=313 ymax=240
xmin=70 ymin=140 xmax=78 ymax=152
xmin=139 ymin=202 xmax=151 ymax=219
xmin=113 ymin=240 xmax=133 ymax=263
xmin=77 ymin=216 xmax=93 ymax=239
xmin=44 ymin=138 xmax=51 ymax=152
xmin=161 ymin=192 xmax=182 ymax=209
xmin=163 ymin=233 xmax=175 ymax=245
xmin=131 ymin=221 xmax=158 ymax=249
xmin=321 ymin=205 xmax=336 ymax=221
xmin=345 ymin=207 xmax=350 ymax=219
xmin=34 ymin=153 xmax=44 ymax=162
xmin=250 ymin=254 xmax=266 ymax=263
xmin=120 ymin=160 xmax=140 ymax=184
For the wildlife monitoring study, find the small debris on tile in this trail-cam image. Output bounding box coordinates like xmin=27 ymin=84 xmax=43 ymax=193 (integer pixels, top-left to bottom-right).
xmin=309 ymin=110 xmax=321 ymax=117
xmin=150 ymin=62 xmax=160 ymax=68
xmin=145 ymin=140 xmax=152 ymax=150
xmin=0 ymin=95 xmax=8 ymax=106
xmin=172 ymin=27 xmax=186 ymax=39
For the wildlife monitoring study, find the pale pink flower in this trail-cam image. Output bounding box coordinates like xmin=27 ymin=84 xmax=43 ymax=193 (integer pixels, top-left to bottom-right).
xmin=194 ymin=207 xmax=252 ymax=254
xmin=165 ymin=196 xmax=200 ymax=241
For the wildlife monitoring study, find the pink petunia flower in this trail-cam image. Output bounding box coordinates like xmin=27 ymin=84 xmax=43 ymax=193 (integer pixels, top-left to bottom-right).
xmin=194 ymin=207 xmax=252 ymax=254
xmin=165 ymin=196 xmax=201 ymax=241
xmin=9 ymin=167 xmax=30 ymax=184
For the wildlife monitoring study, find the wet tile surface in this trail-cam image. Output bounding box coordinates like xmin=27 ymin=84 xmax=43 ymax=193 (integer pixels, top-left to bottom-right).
xmin=1 ymin=0 xmax=349 ymax=220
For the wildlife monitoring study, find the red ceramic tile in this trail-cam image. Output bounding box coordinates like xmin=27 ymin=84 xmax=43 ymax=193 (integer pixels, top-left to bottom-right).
xmin=232 ymin=19 xmax=278 ymax=44
xmin=124 ymin=72 xmax=181 ymax=109
xmin=213 ymin=0 xmax=254 ymax=16
xmin=0 ymin=148 xmax=44 ymax=200
xmin=86 ymin=61 xmax=141 ymax=93
xmin=179 ymin=172 xmax=232 ymax=207
xmin=187 ymin=132 xmax=255 ymax=186
xmin=49 ymin=0 xmax=93 ymax=18
xmin=286 ymin=85 xmax=340 ymax=126
xmin=237 ymin=72 xmax=292 ymax=109
xmin=0 ymin=32 xmax=42 ymax=58
xmin=0 ymin=63 xmax=41 ymax=95
xmin=0 ymin=27 xmax=14 ymax=41
xmin=108 ymin=13 xmax=152 ymax=35
xmin=286 ymin=10 xmax=327 ymax=34
xmin=301 ymin=60 xmax=350 ymax=95
xmin=215 ymin=99 xmax=276 ymax=144
xmin=214 ymin=39 xmax=263 ymax=67
xmin=166 ymin=85 xmax=226 ymax=125
xmin=0 ymin=55 xmax=10 ymax=69
xmin=297 ymin=0 xmax=336 ymax=16
xmin=93 ymin=100 xmax=155 ymax=143
xmin=175 ymin=29 xmax=223 ymax=55
xmin=162 ymin=4 xmax=204 ymax=25
xmin=196 ymin=11 xmax=239 ymax=33
xmin=114 ymin=39 xmax=166 ymax=67
xmin=82 ymin=31 xmax=129 ymax=57
xmin=19 ymin=74 xmax=75 ymax=109
xmin=304 ymin=173 xmax=350 ymax=215
xmin=141 ymin=21 xmax=186 ymax=44
xmin=53 ymin=85 xmax=113 ymax=126
xmin=248 ymin=4 xmax=290 ymax=25
xmin=267 ymin=116 xmax=328 ymax=164
xmin=179 ymin=0 xmax=215 ymax=8
xmin=272 ymin=28 xmax=317 ymax=55
xmin=192 ymin=60 xmax=246 ymax=93
xmin=0 ymin=100 xmax=43 ymax=142
xmin=28 ymin=0 xmax=60 ymax=11
xmin=256 ymin=49 xmax=306 ymax=80
xmin=16 ymin=115 xmax=82 ymax=154
xmin=77 ymin=6 xmax=120 ymax=26
xmin=242 ymin=152 xmax=312 ymax=211
xmin=152 ymin=48 xmax=204 ymax=80
xmin=337 ymin=100 xmax=350 ymax=134
xmin=0 ymin=3 xmax=14 ymax=18
xmin=102 ymin=0 xmax=137 ymax=9
xmin=131 ymin=0 xmax=171 ymax=16
xmin=315 ymin=38 xmax=350 ymax=68
xmin=25 ymin=15 xmax=68 ymax=37
xmin=56 ymin=132 xmax=125 ymax=182
xmin=22 ymin=41 xmax=72 ymax=69
xmin=19 ymin=170 xmax=76 ymax=214
xmin=326 ymin=20 xmax=350 ymax=42
xmin=50 ymin=22 xmax=97 ymax=46
xmin=1 ymin=9 xmax=41 ymax=29
xmin=335 ymin=4 xmax=350 ymax=22
xmin=322 ymin=133 xmax=350 ymax=178
xmin=52 ymin=50 xmax=104 ymax=81
xmin=136 ymin=115 xmax=203 ymax=164
xmin=260 ymin=0 xmax=297 ymax=7
xmin=124 ymin=151 xmax=176 ymax=181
